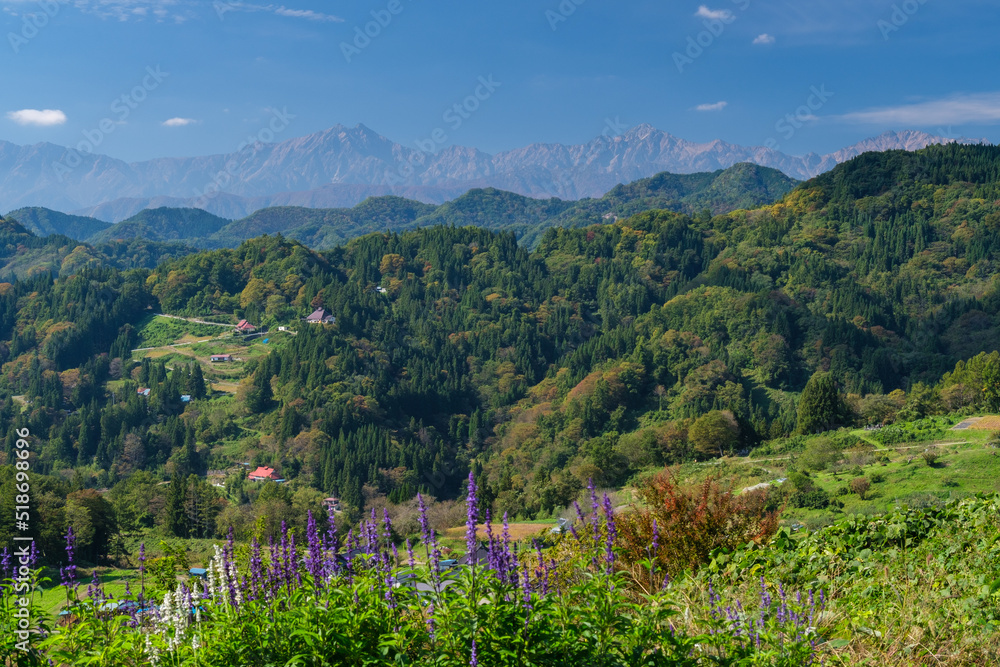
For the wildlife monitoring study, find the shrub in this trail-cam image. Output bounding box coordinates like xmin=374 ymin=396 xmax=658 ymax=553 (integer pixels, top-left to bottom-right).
xmin=869 ymin=472 xmax=885 ymax=484
xmin=849 ymin=477 xmax=872 ymax=500
xmin=614 ymin=472 xmax=781 ymax=583
xmin=791 ymin=488 xmax=831 ymax=510
xmin=921 ymin=450 xmax=940 ymax=467
xmin=798 ymin=436 xmax=841 ymax=471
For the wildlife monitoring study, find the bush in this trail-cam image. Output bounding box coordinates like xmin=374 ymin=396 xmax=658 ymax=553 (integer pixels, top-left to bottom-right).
xmin=614 ymin=472 xmax=781 ymax=582
xmin=798 ymin=436 xmax=841 ymax=471
xmin=921 ymin=450 xmax=940 ymax=467
xmin=869 ymin=472 xmax=885 ymax=484
xmin=791 ymin=488 xmax=831 ymax=510
xmin=849 ymin=477 xmax=872 ymax=500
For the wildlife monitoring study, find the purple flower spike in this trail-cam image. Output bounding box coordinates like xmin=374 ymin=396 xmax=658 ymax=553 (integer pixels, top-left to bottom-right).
xmin=306 ymin=511 xmax=324 ymax=586
xmin=465 ymin=472 xmax=479 ymax=565
xmin=602 ymin=493 xmax=616 ymax=571
xmin=62 ymin=526 xmax=77 ymax=590
xmin=418 ymin=494 xmax=431 ymax=546
xmin=470 ymin=637 xmax=478 ymax=667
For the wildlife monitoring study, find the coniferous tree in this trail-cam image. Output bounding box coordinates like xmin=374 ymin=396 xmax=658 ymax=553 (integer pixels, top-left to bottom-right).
xmin=797 ymin=373 xmax=849 ymax=435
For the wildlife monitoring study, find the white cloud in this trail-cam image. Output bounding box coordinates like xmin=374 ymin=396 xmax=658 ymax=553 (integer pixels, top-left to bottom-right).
xmin=695 ymin=6 xmax=733 ymax=21
xmin=836 ymin=93 xmax=1000 ymax=126
xmin=68 ymin=0 xmax=195 ymax=23
xmin=6 ymin=109 xmax=67 ymax=127
xmin=695 ymin=101 xmax=728 ymax=112
xmin=753 ymin=33 xmax=775 ymax=45
xmin=273 ymin=6 xmax=342 ymax=22
xmin=162 ymin=117 xmax=197 ymax=127
xmin=0 ymin=0 xmax=340 ymax=23
xmin=218 ymin=2 xmax=343 ymax=22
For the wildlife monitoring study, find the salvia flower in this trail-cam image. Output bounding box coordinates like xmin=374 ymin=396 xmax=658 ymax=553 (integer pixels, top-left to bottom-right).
xmin=602 ymin=493 xmax=617 ymax=570
xmin=61 ymin=526 xmax=77 ymax=590
xmin=465 ymin=471 xmax=479 ymax=565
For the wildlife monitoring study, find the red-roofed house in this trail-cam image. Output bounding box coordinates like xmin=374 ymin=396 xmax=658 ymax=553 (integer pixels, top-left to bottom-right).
xmin=235 ymin=319 xmax=257 ymax=334
xmin=248 ymin=466 xmax=280 ymax=482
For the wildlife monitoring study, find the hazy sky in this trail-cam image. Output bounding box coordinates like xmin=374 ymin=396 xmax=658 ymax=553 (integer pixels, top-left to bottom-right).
xmin=1 ymin=0 xmax=998 ymax=162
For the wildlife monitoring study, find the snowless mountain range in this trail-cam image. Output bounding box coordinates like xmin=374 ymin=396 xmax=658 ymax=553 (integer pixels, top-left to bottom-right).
xmin=0 ymin=124 xmax=986 ymax=222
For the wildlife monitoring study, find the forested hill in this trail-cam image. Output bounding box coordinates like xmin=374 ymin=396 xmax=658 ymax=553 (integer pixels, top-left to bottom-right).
xmin=4 ymin=144 xmax=1000 ymax=540
xmin=6 ymin=163 xmax=796 ymax=251
xmin=0 ymin=216 xmax=198 ymax=279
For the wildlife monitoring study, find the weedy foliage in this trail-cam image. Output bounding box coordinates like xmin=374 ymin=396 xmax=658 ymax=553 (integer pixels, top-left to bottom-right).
xmin=1 ymin=474 xmax=824 ymax=666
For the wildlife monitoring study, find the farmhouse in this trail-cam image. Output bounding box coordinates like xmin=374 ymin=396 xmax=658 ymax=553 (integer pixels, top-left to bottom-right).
xmin=248 ymin=466 xmax=281 ymax=482
xmin=305 ymin=308 xmax=336 ymax=324
xmin=210 ymin=354 xmax=233 ymax=363
xmin=235 ymin=319 xmax=257 ymax=334
xmin=323 ymin=497 xmax=341 ymax=513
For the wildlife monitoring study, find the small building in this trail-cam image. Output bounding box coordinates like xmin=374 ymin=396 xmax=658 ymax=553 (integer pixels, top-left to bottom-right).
xmin=235 ymin=319 xmax=257 ymax=334
xmin=305 ymin=308 xmax=336 ymax=324
xmin=278 ymin=326 xmax=288 ymax=332
xmin=323 ymin=497 xmax=341 ymax=513
xmin=180 ymin=394 xmax=192 ymax=403
xmin=375 ymin=286 xmax=388 ymax=294
xmin=210 ymin=354 xmax=233 ymax=363
xmin=137 ymin=387 xmax=151 ymax=397
xmin=248 ymin=466 xmax=280 ymax=482
xmin=188 ymin=568 xmax=207 ymax=580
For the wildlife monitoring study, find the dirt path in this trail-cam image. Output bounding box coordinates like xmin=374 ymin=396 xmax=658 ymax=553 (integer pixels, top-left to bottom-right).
xmin=132 ymin=337 xmax=224 ymax=353
xmin=154 ymin=313 xmax=234 ymax=327
xmin=733 ymin=440 xmax=971 ymax=466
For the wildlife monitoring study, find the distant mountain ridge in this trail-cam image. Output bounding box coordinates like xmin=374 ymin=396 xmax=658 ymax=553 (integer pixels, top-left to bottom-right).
xmin=7 ymin=163 xmax=798 ymax=250
xmin=0 ymin=124 xmax=985 ymax=222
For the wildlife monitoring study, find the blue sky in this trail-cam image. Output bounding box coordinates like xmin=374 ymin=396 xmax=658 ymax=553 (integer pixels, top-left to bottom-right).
xmin=1 ymin=0 xmax=998 ymax=162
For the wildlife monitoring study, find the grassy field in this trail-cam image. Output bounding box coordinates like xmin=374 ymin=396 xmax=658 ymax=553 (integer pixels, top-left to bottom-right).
xmin=665 ymin=417 xmax=1000 ymax=530
xmin=132 ymin=331 xmax=293 ymax=393
xmin=134 ymin=314 xmax=232 ymax=349
xmin=441 ymin=521 xmax=557 ymax=542
xmin=33 ymin=568 xmax=140 ymax=615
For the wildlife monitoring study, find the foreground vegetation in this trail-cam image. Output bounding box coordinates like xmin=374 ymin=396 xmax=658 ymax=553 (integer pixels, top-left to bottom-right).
xmin=4 ymin=474 xmax=999 ymax=665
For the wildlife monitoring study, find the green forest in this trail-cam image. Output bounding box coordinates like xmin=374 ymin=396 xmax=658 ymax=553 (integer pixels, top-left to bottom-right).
xmin=2 ymin=142 xmax=1000 ymax=569
xmin=7 ymin=162 xmax=797 ymax=253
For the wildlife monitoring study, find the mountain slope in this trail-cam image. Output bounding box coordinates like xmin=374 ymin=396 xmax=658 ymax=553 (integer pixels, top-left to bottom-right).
xmin=6 ymin=207 xmax=111 ymax=239
xmin=21 ymin=165 xmax=795 ymax=251
xmin=0 ymin=125 xmax=984 ymax=219
xmin=88 ymin=207 xmax=233 ymax=245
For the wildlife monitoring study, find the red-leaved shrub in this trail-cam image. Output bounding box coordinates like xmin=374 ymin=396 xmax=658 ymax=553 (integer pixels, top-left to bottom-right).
xmin=617 ymin=471 xmax=782 ymax=588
